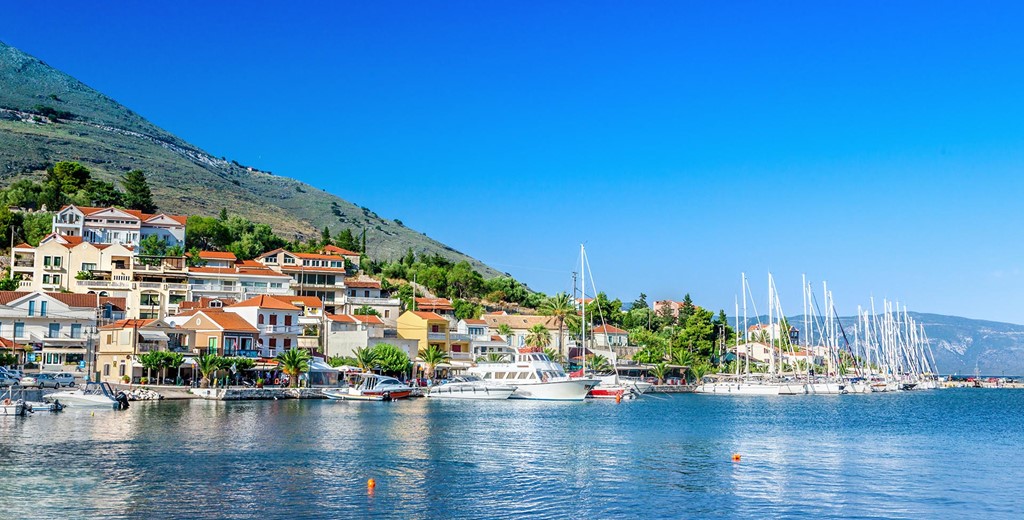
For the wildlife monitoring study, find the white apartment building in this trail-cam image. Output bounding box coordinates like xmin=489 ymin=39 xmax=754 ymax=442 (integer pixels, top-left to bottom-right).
xmin=0 ymin=291 xmax=98 ymax=371
xmin=52 ymin=205 xmax=186 ymax=250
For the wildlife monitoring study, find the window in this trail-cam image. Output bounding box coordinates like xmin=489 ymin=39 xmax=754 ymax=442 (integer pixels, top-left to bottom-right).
xmin=270 ymin=283 xmax=282 ymax=289
xmin=28 ymin=301 xmax=35 ymax=316
xmin=119 ymin=364 xmax=125 ymax=377
xmin=40 ymin=301 xmax=47 ymax=317
xmin=284 ymin=256 xmax=295 ymax=264
xmin=384 ymin=310 xmax=390 ymax=318
xmin=141 ymin=293 xmax=160 ymax=306
xmin=48 ymin=323 xmax=60 ymax=338
xmin=81 ymin=263 xmax=96 ymax=272
xmin=431 ymin=325 xmax=439 ymax=333
xmin=52 ymin=275 xmax=60 ymax=286
xmin=269 ymin=314 xmax=277 ymax=325
xmin=265 ymin=256 xmax=277 ymax=263
xmin=364 ymin=290 xmax=370 ymax=297
xmin=258 ymin=314 xmax=264 ymax=324
xmin=103 ymin=364 xmax=110 ymax=377
xmin=71 ymin=324 xmax=82 ymax=339
xmin=283 ymin=339 xmax=291 ymax=348
xmin=53 ymin=257 xmax=62 ymax=267
xmin=208 ymin=337 xmax=218 ymax=353
xmin=269 ymin=338 xmax=277 ymax=348
xmin=42 ymin=275 xmax=50 ymax=284
xmin=106 ymin=333 xmax=112 ymax=345
xmin=43 ymin=256 xmax=51 ymax=267
xmin=284 ymin=315 xmax=292 ymax=326
xmin=241 ymin=337 xmax=253 ymax=350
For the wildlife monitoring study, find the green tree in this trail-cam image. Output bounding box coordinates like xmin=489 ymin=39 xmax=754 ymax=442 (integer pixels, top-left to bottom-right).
xmin=185 ymin=216 xmax=231 ymax=250
xmin=0 ymin=271 xmax=21 ymax=291
xmin=650 ymin=362 xmax=670 ymax=384
xmin=327 ymin=355 xmax=358 ymax=368
xmin=525 ymin=324 xmax=551 ymax=350
xmin=417 ymin=345 xmax=449 ymax=380
xmin=19 ymin=212 xmax=52 ymax=246
xmin=372 ymin=343 xmax=410 ymax=376
xmin=496 ymin=324 xmax=513 ymax=344
xmin=47 ymin=161 xmax=91 ymax=193
xmin=121 ymin=169 xmax=156 ymax=212
xmin=138 ymin=351 xmax=164 ymax=383
xmin=83 ymin=179 xmax=123 ymax=207
xmin=196 ymin=354 xmax=223 ymax=388
xmin=353 ymin=346 xmax=377 ymax=372
xmin=353 ymin=305 xmax=380 ymax=316
xmin=446 ymin=261 xmax=484 ymax=299
xmin=452 ymin=298 xmax=483 ymax=320
xmin=276 ymin=348 xmax=311 ymax=387
xmin=539 ymin=292 xmax=578 ymax=359
xmin=483 ymin=352 xmax=508 ymax=363
xmin=162 ymin=352 xmax=185 ymax=383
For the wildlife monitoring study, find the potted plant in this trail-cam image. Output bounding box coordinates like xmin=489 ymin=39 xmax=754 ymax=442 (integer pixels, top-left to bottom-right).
xmin=256 ymin=378 xmax=264 ymax=388
xmin=121 ymin=375 xmax=130 ymax=384
xmin=140 ymin=376 xmax=149 ymax=385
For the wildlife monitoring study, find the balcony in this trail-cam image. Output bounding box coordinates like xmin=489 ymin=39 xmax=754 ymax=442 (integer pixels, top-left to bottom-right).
xmin=76 ymin=279 xmax=132 ymax=290
xmin=134 ymin=282 xmax=189 ymax=291
xmin=427 ymin=332 xmax=447 ymax=341
xmin=449 ymin=351 xmax=473 ymax=361
xmin=260 ymin=325 xmax=302 ymax=335
xmin=13 ymin=260 xmax=34 ymax=268
xmin=223 ymin=349 xmax=261 ymax=358
xmin=345 ymin=296 xmax=401 ymax=306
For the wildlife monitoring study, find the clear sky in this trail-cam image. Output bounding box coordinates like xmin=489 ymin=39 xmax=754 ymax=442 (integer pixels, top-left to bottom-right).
xmin=5 ymin=2 xmax=1024 ymax=323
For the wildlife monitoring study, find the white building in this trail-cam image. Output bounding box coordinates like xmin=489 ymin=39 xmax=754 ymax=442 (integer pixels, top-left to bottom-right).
xmin=52 ymin=205 xmax=187 ymax=250
xmin=223 ymin=295 xmax=303 ymax=357
xmin=0 ymin=291 xmax=99 ymax=371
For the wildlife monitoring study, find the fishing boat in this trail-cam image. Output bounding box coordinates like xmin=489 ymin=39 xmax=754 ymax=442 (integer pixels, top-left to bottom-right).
xmin=426 ymin=375 xmax=516 ymax=400
xmin=45 ymin=381 xmax=123 ymax=409
xmin=322 ymin=374 xmax=412 ymax=401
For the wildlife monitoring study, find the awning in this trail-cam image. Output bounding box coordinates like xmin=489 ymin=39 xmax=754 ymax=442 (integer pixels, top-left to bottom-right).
xmin=139 ymin=331 xmax=170 ymax=342
xmin=181 ymin=357 xmax=197 ymax=366
xmin=309 ymin=360 xmax=340 ymax=373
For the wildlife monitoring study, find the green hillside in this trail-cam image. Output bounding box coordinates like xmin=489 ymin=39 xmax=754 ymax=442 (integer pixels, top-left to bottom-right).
xmin=0 ymin=40 xmax=500 ymax=276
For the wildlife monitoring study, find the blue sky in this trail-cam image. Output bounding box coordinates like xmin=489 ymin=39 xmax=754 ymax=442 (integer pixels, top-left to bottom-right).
xmin=5 ymin=2 xmax=1024 ymax=322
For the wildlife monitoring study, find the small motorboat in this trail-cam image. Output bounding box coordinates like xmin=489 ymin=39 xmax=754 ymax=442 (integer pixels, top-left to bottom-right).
xmin=45 ymin=381 xmax=127 ymax=409
xmin=322 ymin=374 xmax=412 ymax=401
xmin=1 ymin=389 xmax=26 ymax=416
xmin=426 ymin=376 xmax=516 ymax=400
xmin=25 ymin=400 xmax=66 ymax=413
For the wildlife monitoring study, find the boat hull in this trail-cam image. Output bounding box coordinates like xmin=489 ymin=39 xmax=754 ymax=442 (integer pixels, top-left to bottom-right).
xmin=1 ymin=401 xmax=25 ymax=416
xmin=694 ymin=382 xmax=781 ymax=395
xmin=426 ymin=385 xmax=515 ymax=400
xmin=508 ymin=379 xmax=598 ymax=401
xmin=322 ymin=388 xmax=412 ymax=401
xmin=44 ymin=393 xmax=118 ymax=409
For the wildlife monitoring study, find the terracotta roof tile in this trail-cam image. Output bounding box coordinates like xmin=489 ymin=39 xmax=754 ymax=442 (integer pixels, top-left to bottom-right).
xmin=409 ymin=311 xmax=447 ymax=321
xmin=228 ymin=295 xmax=300 ymax=311
xmin=268 ymin=295 xmax=323 ymax=308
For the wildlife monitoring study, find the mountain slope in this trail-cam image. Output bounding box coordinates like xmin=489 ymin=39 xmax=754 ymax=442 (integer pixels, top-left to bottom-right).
xmin=0 ymin=40 xmax=500 ymax=276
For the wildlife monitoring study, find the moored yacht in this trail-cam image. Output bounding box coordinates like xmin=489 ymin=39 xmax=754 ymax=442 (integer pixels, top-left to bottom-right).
xmin=468 ymin=349 xmax=599 ymax=401
xmin=426 ymin=375 xmax=516 ymax=400
xmin=694 ymin=374 xmax=782 ymax=395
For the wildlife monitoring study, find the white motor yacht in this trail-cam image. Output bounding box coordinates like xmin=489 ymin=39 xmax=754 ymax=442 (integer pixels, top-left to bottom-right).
xmin=45 ymin=381 xmax=121 ymax=409
xmin=426 ymin=375 xmax=516 ymax=400
xmin=468 ymin=349 xmax=599 ymax=401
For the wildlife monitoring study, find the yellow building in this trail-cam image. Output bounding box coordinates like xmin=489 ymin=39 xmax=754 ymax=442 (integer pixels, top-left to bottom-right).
xmin=396 ymin=311 xmax=470 ymax=359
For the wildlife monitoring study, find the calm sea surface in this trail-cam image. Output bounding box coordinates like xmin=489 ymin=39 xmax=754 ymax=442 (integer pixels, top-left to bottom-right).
xmin=1 ymin=389 xmax=1021 ymax=519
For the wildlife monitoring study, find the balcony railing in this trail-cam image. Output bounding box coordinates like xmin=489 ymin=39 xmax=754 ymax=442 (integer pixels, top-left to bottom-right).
xmin=427 ymin=332 xmax=447 ymax=341
xmin=345 ymin=296 xmax=401 ymax=306
xmin=223 ymin=349 xmax=261 ymax=358
xmin=13 ymin=260 xmax=34 ymax=268
xmin=75 ymin=279 xmax=131 ymax=289
xmin=260 ymin=325 xmax=302 ymax=334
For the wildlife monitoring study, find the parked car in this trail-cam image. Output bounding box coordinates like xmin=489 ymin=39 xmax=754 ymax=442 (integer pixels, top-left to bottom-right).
xmin=0 ymin=374 xmax=19 ymax=387
xmin=20 ymin=373 xmax=60 ymax=389
xmin=3 ymin=369 xmax=24 ymax=379
xmin=51 ymin=372 xmax=77 ymax=387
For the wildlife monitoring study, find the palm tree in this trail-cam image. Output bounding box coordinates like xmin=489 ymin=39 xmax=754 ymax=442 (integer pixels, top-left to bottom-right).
xmin=524 ymin=324 xmax=550 ymax=351
xmin=485 ymin=352 xmax=508 ymax=363
xmin=670 ymin=348 xmax=694 ymax=367
xmin=588 ymin=354 xmax=612 ymax=373
xmin=276 ymin=348 xmax=311 ymax=388
xmin=539 ymin=292 xmax=578 ymax=359
xmin=353 ymin=346 xmax=377 ymax=372
xmin=196 ymin=354 xmax=222 ymax=388
xmin=543 ymin=347 xmax=564 ymax=364
xmin=650 ymin=362 xmax=670 ymax=385
xmin=417 ymin=345 xmax=449 ymax=380
xmin=687 ymin=362 xmax=711 ymax=384
xmin=496 ymin=324 xmax=513 ymax=345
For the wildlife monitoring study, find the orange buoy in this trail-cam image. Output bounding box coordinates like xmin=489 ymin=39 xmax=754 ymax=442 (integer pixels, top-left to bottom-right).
xmin=615 ymin=392 xmax=622 ymax=403
xmin=731 ymin=453 xmax=741 ymax=462
xmin=367 ymin=478 xmax=376 ymax=489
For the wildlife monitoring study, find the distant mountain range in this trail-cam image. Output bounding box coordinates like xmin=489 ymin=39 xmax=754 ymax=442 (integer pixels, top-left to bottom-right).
xmin=0 ymin=41 xmax=501 ymax=276
xmin=731 ymin=313 xmax=1024 ymax=375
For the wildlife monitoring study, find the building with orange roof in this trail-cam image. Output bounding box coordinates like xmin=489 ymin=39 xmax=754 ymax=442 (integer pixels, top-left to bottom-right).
xmin=95 ymin=318 xmax=196 ymax=384
xmin=397 ymin=310 xmax=471 ymax=363
xmin=323 ymin=313 xmax=417 ymax=360
xmin=592 ymin=324 xmax=629 ymax=349
xmin=224 ymin=295 xmax=303 ymax=357
xmin=256 ymin=248 xmax=350 ymax=313
xmin=0 ymin=291 xmax=99 ymax=372
xmin=178 ymin=309 xmax=260 ymax=358
xmin=52 ymin=205 xmax=186 ymax=250
xmin=342 ymin=276 xmax=401 ymax=325
xmin=186 ymin=260 xmax=292 ymax=303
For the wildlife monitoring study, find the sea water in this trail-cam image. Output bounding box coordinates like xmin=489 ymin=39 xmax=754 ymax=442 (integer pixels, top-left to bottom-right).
xmin=0 ymin=389 xmax=1020 ymax=519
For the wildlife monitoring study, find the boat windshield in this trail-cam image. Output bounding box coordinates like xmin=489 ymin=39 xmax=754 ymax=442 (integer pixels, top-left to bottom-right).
xmin=455 ymin=375 xmax=482 ymax=382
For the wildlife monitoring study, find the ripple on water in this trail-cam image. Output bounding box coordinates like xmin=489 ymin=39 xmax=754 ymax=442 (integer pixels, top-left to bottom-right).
xmin=1 ymin=389 xmax=1023 ymax=519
